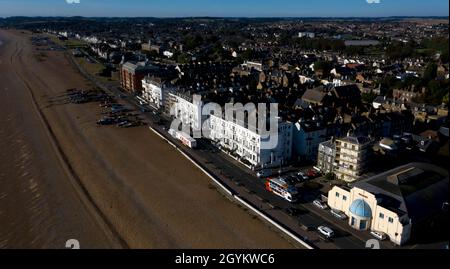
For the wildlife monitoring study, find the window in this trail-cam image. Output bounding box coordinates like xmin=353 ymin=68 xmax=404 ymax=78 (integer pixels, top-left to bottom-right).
xmin=343 ymin=195 xmax=347 ymax=201
xmin=336 ymin=192 xmax=340 ymax=198
xmin=359 ymin=220 xmax=367 ymax=230
xmin=388 ymin=217 xmax=394 ymax=223
xmin=379 ymin=213 xmax=384 ymax=219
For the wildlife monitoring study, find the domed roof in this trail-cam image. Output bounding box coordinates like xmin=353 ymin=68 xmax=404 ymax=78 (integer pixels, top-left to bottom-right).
xmin=349 ymin=199 xmax=372 ymax=218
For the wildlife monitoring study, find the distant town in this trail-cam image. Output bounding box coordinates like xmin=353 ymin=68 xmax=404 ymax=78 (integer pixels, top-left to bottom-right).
xmin=0 ymin=16 xmax=448 ymax=250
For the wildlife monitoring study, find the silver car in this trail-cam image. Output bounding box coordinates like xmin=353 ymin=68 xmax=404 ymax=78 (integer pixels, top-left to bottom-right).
xmin=330 ymin=209 xmax=348 ymax=220
xmin=313 ymin=199 xmax=328 ymax=210
xmin=317 ymin=226 xmax=334 ymax=238
xmin=370 ymin=231 xmax=387 ymax=241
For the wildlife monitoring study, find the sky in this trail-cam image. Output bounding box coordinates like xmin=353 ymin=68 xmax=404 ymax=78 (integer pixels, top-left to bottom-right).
xmin=0 ymin=0 xmax=448 ymax=18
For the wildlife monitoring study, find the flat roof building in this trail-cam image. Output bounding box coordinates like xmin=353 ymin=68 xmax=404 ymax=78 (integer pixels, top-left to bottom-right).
xmin=328 ymin=163 xmax=448 ymax=245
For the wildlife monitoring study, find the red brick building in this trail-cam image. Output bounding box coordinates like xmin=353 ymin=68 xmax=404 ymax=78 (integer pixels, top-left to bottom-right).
xmin=120 ymin=61 xmax=155 ymax=93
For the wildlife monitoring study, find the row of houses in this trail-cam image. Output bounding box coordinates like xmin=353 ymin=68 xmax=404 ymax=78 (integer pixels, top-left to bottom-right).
xmin=142 ymin=77 xmax=294 ymax=169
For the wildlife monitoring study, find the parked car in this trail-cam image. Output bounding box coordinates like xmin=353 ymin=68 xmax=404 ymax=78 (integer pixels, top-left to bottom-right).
xmin=317 ymin=226 xmax=334 ymax=238
xmin=370 ymin=231 xmax=387 ymax=241
xmin=97 ymin=118 xmax=116 ymax=125
xmin=256 ymin=169 xmax=272 ymax=178
xmin=330 ymin=209 xmax=347 ymax=220
xmin=307 ymin=169 xmax=319 ymax=178
xmin=117 ymin=120 xmax=130 ymax=127
xmin=297 ymin=171 xmax=309 ymax=181
xmin=287 ymin=175 xmax=299 ymax=184
xmin=313 ymin=199 xmax=328 ymax=210
xmin=284 ymin=177 xmax=296 ymax=186
xmin=111 ymin=106 xmax=127 ymax=113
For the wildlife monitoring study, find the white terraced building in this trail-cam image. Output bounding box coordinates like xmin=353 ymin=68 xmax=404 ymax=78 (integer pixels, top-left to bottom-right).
xmin=141 ymin=76 xmax=170 ymax=109
xmin=167 ymin=92 xmax=294 ymax=169
xmin=208 ymin=114 xmax=293 ymax=169
xmin=169 ymin=93 xmax=204 ymax=132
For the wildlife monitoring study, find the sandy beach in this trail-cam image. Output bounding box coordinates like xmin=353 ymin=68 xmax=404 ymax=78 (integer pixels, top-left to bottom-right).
xmin=0 ymin=30 xmax=295 ymax=249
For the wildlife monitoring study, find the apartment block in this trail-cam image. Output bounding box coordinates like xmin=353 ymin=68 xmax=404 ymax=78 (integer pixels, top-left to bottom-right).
xmin=334 ymin=135 xmax=373 ymax=182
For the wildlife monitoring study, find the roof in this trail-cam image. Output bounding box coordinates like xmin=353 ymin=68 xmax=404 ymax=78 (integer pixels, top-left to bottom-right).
xmin=333 ymin=84 xmax=361 ymax=100
xmin=296 ymin=121 xmax=326 ymax=133
xmin=301 ymin=88 xmax=328 ymax=104
xmin=354 ymin=163 xmax=448 ymax=222
xmin=293 ymin=98 xmax=310 ymax=110
xmin=122 ymin=61 xmax=156 ymax=74
xmin=350 ymin=199 xmax=372 ymax=218
xmin=439 ymin=126 xmax=449 ymax=138
xmin=320 ymin=139 xmax=336 ymax=150
xmin=380 ymin=138 xmax=395 ymax=146
xmin=338 ymin=135 xmax=372 ymax=145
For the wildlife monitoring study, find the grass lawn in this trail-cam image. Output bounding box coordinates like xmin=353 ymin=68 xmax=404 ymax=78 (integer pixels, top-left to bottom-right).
xmin=75 ymin=57 xmax=119 ymax=83
xmin=45 ymin=34 xmax=87 ymax=48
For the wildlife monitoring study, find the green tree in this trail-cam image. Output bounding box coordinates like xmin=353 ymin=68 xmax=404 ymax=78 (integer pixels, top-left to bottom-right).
xmin=423 ymin=63 xmax=438 ymax=82
xmin=362 ymin=92 xmax=378 ymax=103
xmin=177 ymin=53 xmax=191 ymax=64
xmin=313 ymin=61 xmax=332 ymax=75
xmin=325 ymin=173 xmax=335 ymax=181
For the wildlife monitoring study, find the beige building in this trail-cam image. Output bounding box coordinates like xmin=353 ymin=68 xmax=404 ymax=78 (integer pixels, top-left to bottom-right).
xmin=334 ymin=136 xmax=372 ymax=182
xmin=327 ymin=163 xmax=448 ymax=246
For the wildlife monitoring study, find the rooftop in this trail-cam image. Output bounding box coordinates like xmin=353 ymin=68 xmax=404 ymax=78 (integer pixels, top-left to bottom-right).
xmin=354 ymin=163 xmax=448 ymax=221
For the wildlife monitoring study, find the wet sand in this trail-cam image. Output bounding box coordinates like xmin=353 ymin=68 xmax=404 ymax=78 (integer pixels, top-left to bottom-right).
xmin=0 ymin=30 xmax=295 ymax=249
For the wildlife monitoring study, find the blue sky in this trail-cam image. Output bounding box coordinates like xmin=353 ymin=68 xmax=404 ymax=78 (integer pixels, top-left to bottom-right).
xmin=0 ymin=0 xmax=448 ymax=18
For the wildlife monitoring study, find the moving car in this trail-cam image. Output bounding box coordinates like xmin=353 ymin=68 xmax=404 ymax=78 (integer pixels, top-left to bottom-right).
xmin=330 ymin=209 xmax=347 ymax=220
xmin=317 ymin=226 xmax=334 ymax=238
xmin=370 ymin=231 xmax=387 ymax=241
xmin=313 ymin=199 xmax=328 ymax=210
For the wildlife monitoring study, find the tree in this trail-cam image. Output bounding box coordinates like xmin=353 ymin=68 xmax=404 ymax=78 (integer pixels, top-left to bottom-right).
xmin=385 ymin=41 xmax=415 ymax=60
xmin=443 ymin=92 xmax=449 ymax=105
xmin=325 ymin=173 xmax=335 ymax=181
xmin=183 ymin=34 xmax=203 ymax=51
xmin=362 ymin=92 xmax=378 ymax=103
xmin=423 ymin=63 xmax=438 ymax=82
xmin=313 ymin=61 xmax=332 ymax=75
xmin=177 ymin=53 xmax=191 ymax=64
